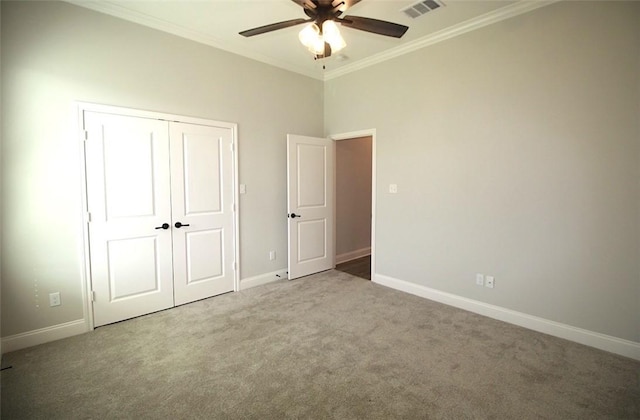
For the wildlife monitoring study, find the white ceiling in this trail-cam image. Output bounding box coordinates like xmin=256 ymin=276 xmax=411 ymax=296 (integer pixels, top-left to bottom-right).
xmin=67 ymin=0 xmax=555 ymax=80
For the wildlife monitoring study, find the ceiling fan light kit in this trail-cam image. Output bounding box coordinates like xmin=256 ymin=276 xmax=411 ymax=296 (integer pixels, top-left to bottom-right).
xmin=299 ymin=21 xmax=346 ymax=57
xmin=322 ymin=20 xmax=347 ymax=52
xmin=240 ymin=0 xmax=409 ymax=60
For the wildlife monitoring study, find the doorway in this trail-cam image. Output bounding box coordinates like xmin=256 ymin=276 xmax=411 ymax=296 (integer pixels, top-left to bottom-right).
xmin=284 ymin=130 xmax=376 ymax=282
xmin=332 ymin=132 xmax=375 ymax=280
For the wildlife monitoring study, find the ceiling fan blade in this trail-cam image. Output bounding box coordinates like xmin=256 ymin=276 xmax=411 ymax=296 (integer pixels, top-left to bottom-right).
xmin=239 ymin=18 xmax=310 ymax=37
xmin=340 ymin=15 xmax=409 ymax=38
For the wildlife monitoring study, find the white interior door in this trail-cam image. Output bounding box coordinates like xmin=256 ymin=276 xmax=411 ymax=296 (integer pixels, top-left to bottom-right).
xmin=85 ymin=112 xmax=174 ymax=327
xmin=287 ymin=134 xmax=335 ymax=279
xmin=170 ymin=122 xmax=235 ymax=305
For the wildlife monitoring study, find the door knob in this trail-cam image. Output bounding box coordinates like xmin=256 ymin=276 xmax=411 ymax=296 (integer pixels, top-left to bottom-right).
xmin=155 ymin=223 xmax=170 ymax=230
xmin=174 ymin=222 xmax=190 ymax=228
xmin=289 ymin=213 xmax=301 ymax=218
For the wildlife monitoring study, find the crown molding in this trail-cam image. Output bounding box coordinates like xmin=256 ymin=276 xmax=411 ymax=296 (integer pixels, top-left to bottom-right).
xmin=65 ymin=0 xmax=558 ymax=82
xmin=64 ymin=0 xmax=325 ymax=80
xmin=323 ymin=0 xmax=559 ymax=81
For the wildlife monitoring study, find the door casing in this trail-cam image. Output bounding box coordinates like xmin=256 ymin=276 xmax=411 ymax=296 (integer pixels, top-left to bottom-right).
xmin=77 ymin=102 xmax=240 ymax=330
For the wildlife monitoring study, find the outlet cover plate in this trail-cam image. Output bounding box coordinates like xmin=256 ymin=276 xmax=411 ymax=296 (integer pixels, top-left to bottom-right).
xmin=485 ymin=276 xmax=495 ymax=289
xmin=49 ymin=292 xmax=61 ymax=307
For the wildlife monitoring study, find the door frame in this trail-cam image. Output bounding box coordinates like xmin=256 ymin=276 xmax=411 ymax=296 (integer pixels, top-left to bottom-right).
xmin=330 ymin=129 xmax=376 ymax=280
xmin=77 ymin=102 xmax=240 ymax=330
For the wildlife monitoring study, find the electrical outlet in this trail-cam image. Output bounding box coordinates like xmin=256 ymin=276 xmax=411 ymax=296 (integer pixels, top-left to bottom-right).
xmin=485 ymin=276 xmax=495 ymax=289
xmin=269 ymin=250 xmax=276 ymax=261
xmin=49 ymin=292 xmax=61 ymax=307
xmin=476 ymin=274 xmax=484 ymax=286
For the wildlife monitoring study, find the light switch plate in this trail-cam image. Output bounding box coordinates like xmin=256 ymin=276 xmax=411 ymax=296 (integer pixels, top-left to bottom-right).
xmin=389 ymin=184 xmax=398 ymax=194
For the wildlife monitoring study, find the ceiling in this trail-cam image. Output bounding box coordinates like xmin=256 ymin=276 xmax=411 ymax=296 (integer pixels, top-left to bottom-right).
xmin=67 ymin=0 xmax=555 ymax=80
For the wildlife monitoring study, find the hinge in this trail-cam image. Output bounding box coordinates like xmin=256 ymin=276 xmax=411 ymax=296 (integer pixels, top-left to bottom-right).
xmin=232 ymin=203 xmax=236 ymax=212
xmin=90 ymin=291 xmax=96 ymax=302
xmin=233 ymin=262 xmax=237 ymax=270
xmin=230 ymin=142 xmax=234 ymax=153
xmin=86 ymin=212 xmax=92 ymax=222
xmin=83 ymin=130 xmax=89 ymax=141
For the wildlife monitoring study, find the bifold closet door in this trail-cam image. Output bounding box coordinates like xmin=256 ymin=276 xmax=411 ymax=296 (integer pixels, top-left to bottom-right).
xmin=85 ymin=112 xmax=236 ymax=327
xmin=85 ymin=112 xmax=175 ymax=327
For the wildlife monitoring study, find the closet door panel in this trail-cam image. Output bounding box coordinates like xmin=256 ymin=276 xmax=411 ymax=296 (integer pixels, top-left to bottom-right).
xmin=170 ymin=122 xmax=235 ymax=305
xmin=85 ymin=112 xmax=174 ymax=327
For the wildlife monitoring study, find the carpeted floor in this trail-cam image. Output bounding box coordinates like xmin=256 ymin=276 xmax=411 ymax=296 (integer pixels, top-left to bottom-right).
xmin=1 ymin=270 xmax=639 ymax=419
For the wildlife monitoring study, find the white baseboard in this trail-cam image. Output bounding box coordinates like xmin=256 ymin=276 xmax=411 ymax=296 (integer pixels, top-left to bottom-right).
xmin=373 ymin=273 xmax=640 ymax=361
xmin=240 ymin=269 xmax=288 ymax=290
xmin=336 ymin=247 xmax=371 ymax=265
xmin=1 ymin=319 xmax=88 ymax=354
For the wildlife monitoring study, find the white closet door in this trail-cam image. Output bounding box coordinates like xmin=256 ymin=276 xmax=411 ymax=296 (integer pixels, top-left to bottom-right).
xmin=85 ymin=112 xmax=174 ymax=327
xmin=170 ymin=122 xmax=235 ymax=305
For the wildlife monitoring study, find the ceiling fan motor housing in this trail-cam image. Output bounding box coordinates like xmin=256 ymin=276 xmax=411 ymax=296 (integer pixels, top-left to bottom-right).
xmin=303 ymin=0 xmax=346 ymax=29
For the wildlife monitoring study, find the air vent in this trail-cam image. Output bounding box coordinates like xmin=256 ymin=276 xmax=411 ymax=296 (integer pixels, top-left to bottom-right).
xmin=402 ymin=0 xmax=444 ymax=19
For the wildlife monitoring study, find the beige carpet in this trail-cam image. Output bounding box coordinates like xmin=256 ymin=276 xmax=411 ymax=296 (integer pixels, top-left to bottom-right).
xmin=1 ymin=270 xmax=639 ymax=419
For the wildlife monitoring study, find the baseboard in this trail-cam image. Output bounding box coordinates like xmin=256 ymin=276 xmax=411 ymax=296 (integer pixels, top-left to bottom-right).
xmin=240 ymin=269 xmax=288 ymax=290
xmin=373 ymin=273 xmax=640 ymax=361
xmin=336 ymin=247 xmax=371 ymax=265
xmin=1 ymin=319 xmax=88 ymax=354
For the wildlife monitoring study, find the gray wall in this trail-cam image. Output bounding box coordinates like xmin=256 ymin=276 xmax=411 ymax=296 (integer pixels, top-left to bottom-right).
xmin=336 ymin=136 xmax=372 ymax=258
xmin=325 ymin=1 xmax=640 ymax=342
xmin=0 ymin=1 xmax=323 ymax=337
xmin=2 ymin=0 xmax=639 ymax=347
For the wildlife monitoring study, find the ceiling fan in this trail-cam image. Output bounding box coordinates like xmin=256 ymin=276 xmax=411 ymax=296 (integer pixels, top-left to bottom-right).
xmin=239 ymin=0 xmax=409 ymax=60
